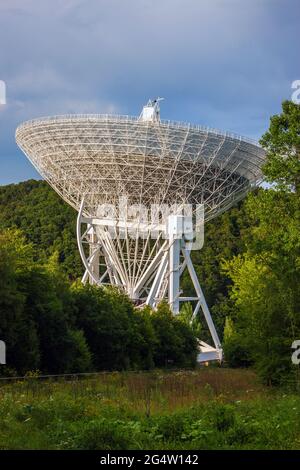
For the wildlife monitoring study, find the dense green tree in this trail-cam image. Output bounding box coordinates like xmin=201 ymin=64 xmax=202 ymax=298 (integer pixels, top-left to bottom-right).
xmin=71 ymin=285 xmax=198 ymax=371
xmin=223 ymin=101 xmax=300 ymax=384
xmin=124 ymin=306 xmax=157 ymax=370
xmin=62 ymin=329 xmax=92 ymax=373
xmin=149 ymin=302 xmax=197 ymax=368
xmin=0 ymin=180 xmax=82 ymax=278
xmin=178 ymin=302 xmax=202 ymax=339
xmin=0 ymin=225 xmax=198 ymax=375
xmin=0 ymin=229 xmax=93 ymax=375
xmin=222 ymin=317 xmax=252 ymax=368
xmin=260 ymin=100 xmax=300 ymax=194
xmin=0 ymin=229 xmax=40 ymax=374
xmin=71 ymin=283 xmax=135 ymax=370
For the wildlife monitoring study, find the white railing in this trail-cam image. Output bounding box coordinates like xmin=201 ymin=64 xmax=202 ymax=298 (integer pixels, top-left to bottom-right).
xmin=16 ymin=114 xmax=260 ymax=147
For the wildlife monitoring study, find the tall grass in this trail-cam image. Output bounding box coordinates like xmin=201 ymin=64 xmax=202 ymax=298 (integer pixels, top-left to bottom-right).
xmin=0 ymin=368 xmax=264 ymax=412
xmin=0 ymin=369 xmax=299 ymax=450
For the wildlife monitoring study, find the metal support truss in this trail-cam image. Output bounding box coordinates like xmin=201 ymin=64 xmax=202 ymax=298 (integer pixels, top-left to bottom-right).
xmin=77 ymin=200 xmax=222 ymax=362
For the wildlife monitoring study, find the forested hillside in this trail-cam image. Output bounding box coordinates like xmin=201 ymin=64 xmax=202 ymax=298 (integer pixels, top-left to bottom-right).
xmin=0 ymin=180 xmax=82 ymax=278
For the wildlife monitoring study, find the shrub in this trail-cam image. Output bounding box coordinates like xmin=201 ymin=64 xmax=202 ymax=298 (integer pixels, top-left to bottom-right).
xmin=71 ymin=419 xmax=132 ymax=450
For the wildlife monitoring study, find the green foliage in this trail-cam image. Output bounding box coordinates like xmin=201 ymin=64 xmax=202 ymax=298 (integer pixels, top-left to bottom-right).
xmin=178 ymin=302 xmax=202 ymax=338
xmin=0 ymin=371 xmax=300 ymax=450
xmin=0 ymin=228 xmax=197 ymax=374
xmin=0 ymin=229 xmax=40 ymax=374
xmin=71 ymin=283 xmax=159 ymax=371
xmin=63 ymin=329 xmax=92 ymax=373
xmin=212 ymin=404 xmax=235 ymax=432
xmin=222 ymin=317 xmax=252 ymax=368
xmin=222 ymin=199 xmax=299 ymax=382
xmin=0 ymin=228 xmax=94 ymax=375
xmin=71 ymin=419 xmax=133 ymax=450
xmin=260 ymin=100 xmax=300 ymax=193
xmin=71 ymin=283 xmax=133 ymax=370
xmin=222 ymin=101 xmax=300 ymax=385
xmin=0 ymin=180 xmax=82 ymax=278
xmin=149 ymin=302 xmax=197 ymax=368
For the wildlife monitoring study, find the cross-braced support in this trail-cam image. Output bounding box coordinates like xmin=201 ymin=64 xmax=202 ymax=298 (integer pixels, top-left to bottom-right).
xmin=77 ymin=198 xmax=223 ymax=362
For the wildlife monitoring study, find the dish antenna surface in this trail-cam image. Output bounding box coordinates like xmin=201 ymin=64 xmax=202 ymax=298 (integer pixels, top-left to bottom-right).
xmin=16 ymin=99 xmax=265 ymax=362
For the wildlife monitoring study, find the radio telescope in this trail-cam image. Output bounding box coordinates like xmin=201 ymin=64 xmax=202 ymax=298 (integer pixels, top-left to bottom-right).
xmin=16 ymin=99 xmax=265 ymax=362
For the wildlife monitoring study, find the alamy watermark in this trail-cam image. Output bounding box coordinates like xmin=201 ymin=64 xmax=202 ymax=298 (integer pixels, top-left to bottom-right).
xmin=95 ymin=197 xmax=205 ymax=250
xmin=291 ymin=340 xmax=300 ymax=365
xmin=0 ymin=341 xmax=6 ymax=365
xmin=0 ymin=80 xmax=6 ymax=105
xmin=291 ymin=80 xmax=300 ymax=104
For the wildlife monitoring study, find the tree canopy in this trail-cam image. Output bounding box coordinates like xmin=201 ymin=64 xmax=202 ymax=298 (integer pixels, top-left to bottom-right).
xmin=222 ymin=101 xmax=300 ymax=385
xmin=0 ymin=228 xmax=197 ymax=375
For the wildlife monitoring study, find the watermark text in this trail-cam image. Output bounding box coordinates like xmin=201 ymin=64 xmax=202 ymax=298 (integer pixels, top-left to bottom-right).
xmin=0 ymin=80 xmax=6 ymax=105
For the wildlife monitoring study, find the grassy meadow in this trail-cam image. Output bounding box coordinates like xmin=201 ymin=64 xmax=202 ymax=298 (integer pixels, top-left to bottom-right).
xmin=0 ymin=368 xmax=300 ymax=450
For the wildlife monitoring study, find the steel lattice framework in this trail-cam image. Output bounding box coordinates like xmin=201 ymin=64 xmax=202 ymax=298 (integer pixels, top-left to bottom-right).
xmin=16 ymin=102 xmax=265 ymax=362
xmin=16 ymin=114 xmax=264 ymax=219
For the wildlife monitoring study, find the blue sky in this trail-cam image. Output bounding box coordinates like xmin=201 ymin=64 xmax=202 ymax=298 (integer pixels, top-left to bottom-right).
xmin=0 ymin=0 xmax=299 ymax=185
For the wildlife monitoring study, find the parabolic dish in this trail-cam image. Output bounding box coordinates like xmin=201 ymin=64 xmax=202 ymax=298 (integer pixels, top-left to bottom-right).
xmin=15 ymin=114 xmax=265 ymax=222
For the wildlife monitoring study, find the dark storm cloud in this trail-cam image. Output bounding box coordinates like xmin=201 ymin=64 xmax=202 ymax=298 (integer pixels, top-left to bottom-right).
xmin=0 ymin=0 xmax=299 ymax=183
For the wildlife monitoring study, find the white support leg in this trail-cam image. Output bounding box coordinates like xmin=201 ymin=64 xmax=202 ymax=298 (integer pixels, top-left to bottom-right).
xmin=182 ymin=247 xmax=222 ymax=351
xmin=167 ymin=215 xmax=184 ymax=315
xmin=146 ymin=251 xmax=168 ymax=308
xmin=77 ymin=198 xmax=101 ymax=285
xmin=168 ymin=237 xmax=181 ymax=314
xmin=88 ymin=225 xmax=100 ymax=285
